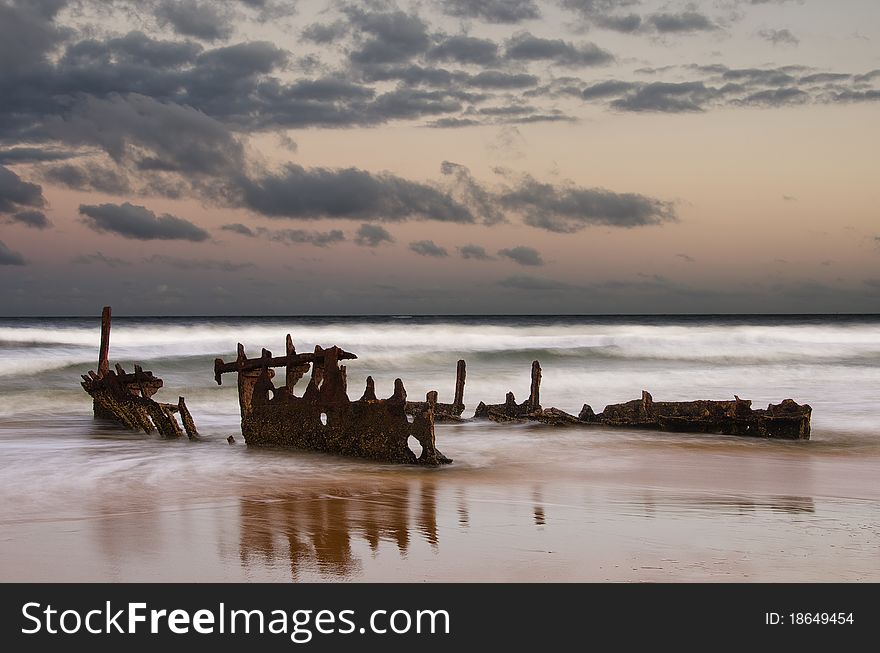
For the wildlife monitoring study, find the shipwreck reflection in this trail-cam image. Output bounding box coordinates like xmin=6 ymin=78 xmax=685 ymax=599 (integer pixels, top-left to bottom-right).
xmin=622 ymin=491 xmax=816 ymax=517
xmin=238 ymin=479 xmax=439 ymax=580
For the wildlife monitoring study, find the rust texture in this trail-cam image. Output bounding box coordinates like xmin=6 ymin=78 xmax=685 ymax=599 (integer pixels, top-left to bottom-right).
xmin=80 ymin=307 xmax=198 ymax=439
xmin=214 ymin=337 xmax=452 ymax=466
xmin=473 ymin=361 xmax=811 ymax=439
xmin=473 ymin=360 xmax=543 ymax=421
xmin=405 ymin=359 xmax=466 ymax=422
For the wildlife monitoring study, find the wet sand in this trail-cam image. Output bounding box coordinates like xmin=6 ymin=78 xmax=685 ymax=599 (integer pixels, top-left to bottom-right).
xmin=1 ymin=417 xmax=878 ymax=582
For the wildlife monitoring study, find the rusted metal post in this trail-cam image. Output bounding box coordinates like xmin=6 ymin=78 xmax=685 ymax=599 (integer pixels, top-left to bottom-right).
xmin=453 ymin=359 xmax=466 ymax=410
xmin=97 ymin=306 xmax=111 ymax=377
xmin=528 ymin=360 xmax=541 ymax=412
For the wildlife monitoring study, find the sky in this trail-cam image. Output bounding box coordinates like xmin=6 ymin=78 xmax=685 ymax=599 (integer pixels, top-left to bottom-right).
xmin=0 ymin=0 xmax=878 ymax=315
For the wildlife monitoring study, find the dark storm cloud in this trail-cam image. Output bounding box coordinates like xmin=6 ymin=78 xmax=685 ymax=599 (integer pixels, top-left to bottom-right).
xmin=43 ymin=94 xmax=246 ymax=179
xmin=354 ymin=223 xmax=394 ymax=247
xmin=594 ymin=13 xmax=642 ymax=33
xmin=4 ymin=210 xmax=51 ymax=229
xmin=497 ymin=275 xmax=572 ymax=291
xmin=301 ymin=21 xmax=348 ymax=44
xmin=367 ymin=88 xmax=462 ymax=120
xmin=611 ymin=81 xmax=719 ymax=112
xmin=409 ymin=240 xmax=449 ymax=257
xmin=0 ymin=165 xmax=46 ymax=213
xmin=504 ymin=33 xmax=613 ymax=67
xmin=854 ymin=70 xmax=880 ymax=84
xmin=720 ymin=67 xmax=796 ymax=86
xmin=498 ymin=246 xmax=544 ymax=266
xmin=427 ymin=117 xmax=481 ymax=128
xmin=144 ymin=254 xmax=254 ymax=270
xmin=79 ymin=202 xmax=210 ymax=241
xmin=237 ymin=164 xmax=476 ymax=223
xmin=438 ymin=0 xmax=541 ymax=24
xmin=739 ymin=87 xmax=808 ymax=107
xmin=220 ymin=222 xmax=256 ymax=236
xmin=44 ymin=162 xmax=133 ymax=195
xmin=155 ymin=0 xmax=233 ymax=41
xmin=581 ymin=80 xmax=638 ymax=99
xmin=260 ymin=227 xmax=346 ymax=247
xmin=467 ymin=71 xmax=539 ymax=89
xmin=0 ymin=0 xmax=69 ymax=75
xmin=458 ymin=244 xmax=494 ymax=260
xmin=0 ymin=240 xmax=26 ymax=266
xmin=580 ymin=62 xmax=880 ymax=113
xmin=427 ymin=36 xmax=500 ymax=66
xmin=758 ymin=28 xmax=799 ymax=46
xmin=800 ymin=73 xmax=850 ymax=84
xmin=71 ymin=252 xmax=132 ymax=267
xmin=0 ymin=147 xmax=78 ymax=164
xmin=63 ymin=30 xmax=205 ymax=68
xmin=499 ymin=174 xmax=676 ymax=232
xmin=440 ymin=161 xmax=505 ymax=225
xmin=647 ymin=12 xmax=717 ymax=33
xmin=346 ymin=8 xmax=430 ymax=64
xmin=831 ymin=90 xmax=880 ymax=102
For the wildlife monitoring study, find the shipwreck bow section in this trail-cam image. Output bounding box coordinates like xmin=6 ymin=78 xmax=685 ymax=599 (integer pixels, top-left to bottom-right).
xmin=214 ymin=336 xmax=452 ymax=466
xmin=81 ymin=306 xmax=198 ymax=439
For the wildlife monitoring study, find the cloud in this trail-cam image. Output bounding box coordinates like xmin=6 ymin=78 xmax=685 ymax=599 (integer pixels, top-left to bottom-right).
xmin=347 ymin=8 xmax=430 ymax=64
xmin=0 ymin=0 xmax=69 ymax=75
xmin=440 ymin=161 xmax=505 ymax=224
xmin=676 ymin=253 xmax=695 ymax=263
xmin=220 ymin=222 xmax=256 ymax=236
xmin=44 ymin=163 xmax=132 ymax=195
xmin=739 ymin=87 xmax=808 ymax=106
xmin=259 ymin=228 xmax=346 ymax=247
xmin=438 ymin=0 xmax=540 ymax=24
xmin=4 ymin=210 xmax=51 ymax=229
xmin=0 ymin=147 xmax=78 ymax=164
xmin=467 ymin=71 xmax=539 ymax=89
xmin=497 ymin=275 xmax=572 ymax=291
xmin=155 ymin=0 xmax=233 ymax=41
xmin=611 ymin=81 xmax=719 ymax=112
xmin=78 ymin=202 xmax=210 ymax=241
xmin=144 ymin=255 xmax=254 ymax=270
xmin=237 ymin=164 xmax=477 ymax=223
xmin=427 ymin=36 xmax=500 ymax=66
xmin=582 ymin=80 xmax=638 ymax=99
xmin=45 ymin=94 xmax=246 ymax=180
xmin=459 ymin=244 xmax=494 ymax=260
xmin=71 ymin=252 xmax=132 ymax=267
xmin=301 ymin=21 xmax=348 ymax=44
xmin=498 ymin=245 xmax=544 ymax=266
xmin=499 ymin=173 xmax=676 ymax=232
xmin=409 ymin=240 xmax=449 ymax=257
xmin=354 ymin=224 xmax=394 ymax=247
xmin=0 ymin=240 xmax=26 ymax=266
xmin=594 ymin=13 xmax=642 ymax=33
xmin=0 ymin=165 xmax=46 ymax=214
xmin=647 ymin=12 xmax=718 ymax=33
xmin=758 ymin=28 xmax=799 ymax=46
xmin=504 ymin=33 xmax=613 ymax=67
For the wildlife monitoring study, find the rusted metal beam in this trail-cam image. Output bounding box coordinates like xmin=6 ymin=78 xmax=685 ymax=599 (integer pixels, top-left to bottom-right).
xmin=213 ymin=344 xmax=357 ymax=385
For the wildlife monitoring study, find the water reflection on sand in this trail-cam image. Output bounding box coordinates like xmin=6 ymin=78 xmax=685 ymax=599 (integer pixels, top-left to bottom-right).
xmin=0 ymin=417 xmax=879 ymax=582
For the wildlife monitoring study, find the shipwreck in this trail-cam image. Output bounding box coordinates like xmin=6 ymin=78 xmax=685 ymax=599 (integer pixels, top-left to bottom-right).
xmin=81 ymin=306 xmax=198 ymax=439
xmin=80 ymin=307 xmax=813 ymax=464
xmin=213 ymin=336 xmax=452 ymax=466
xmin=474 ymin=360 xmax=812 ymax=440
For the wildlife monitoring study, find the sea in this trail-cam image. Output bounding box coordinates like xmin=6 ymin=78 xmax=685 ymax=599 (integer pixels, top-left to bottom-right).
xmin=1 ymin=315 xmax=878 ymax=581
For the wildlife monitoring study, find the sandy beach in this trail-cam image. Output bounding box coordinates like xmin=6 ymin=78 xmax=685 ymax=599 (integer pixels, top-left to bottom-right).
xmin=1 ymin=417 xmax=878 ymax=582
